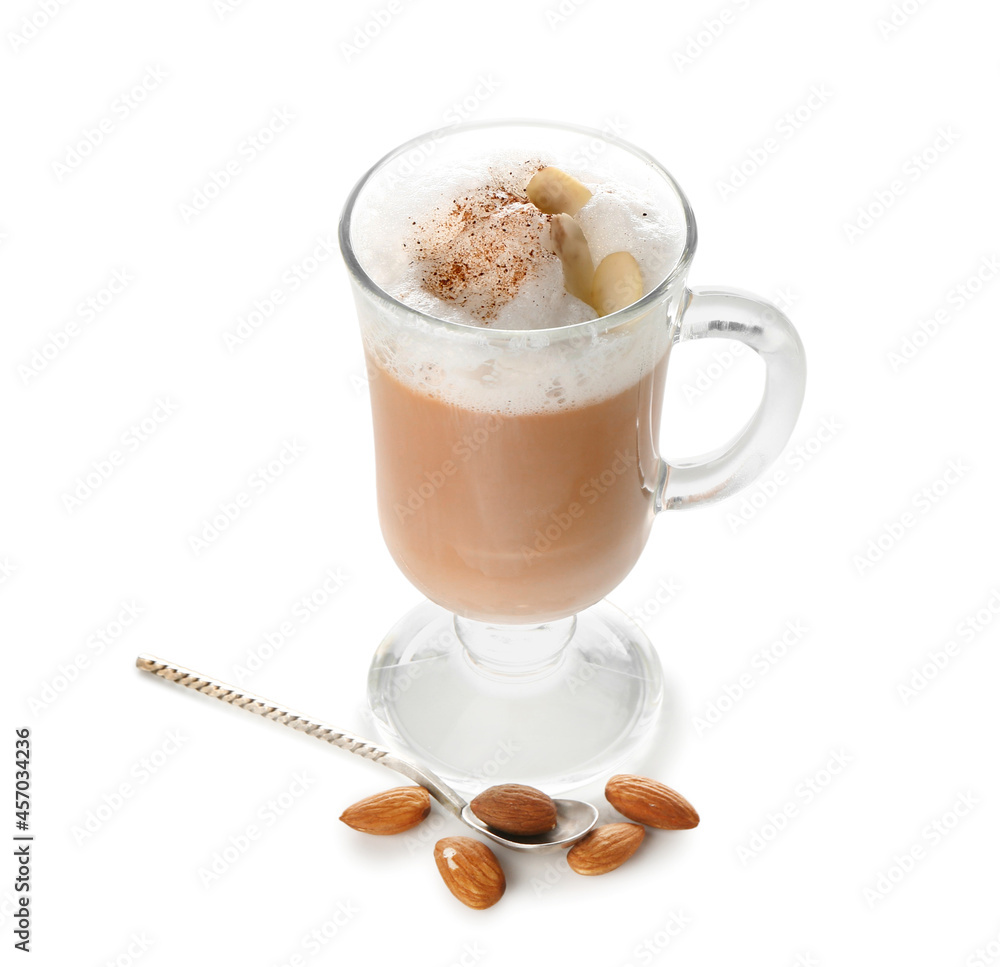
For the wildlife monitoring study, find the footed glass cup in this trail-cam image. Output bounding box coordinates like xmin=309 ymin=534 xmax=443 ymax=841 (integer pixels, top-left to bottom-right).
xmin=339 ymin=121 xmax=805 ymax=792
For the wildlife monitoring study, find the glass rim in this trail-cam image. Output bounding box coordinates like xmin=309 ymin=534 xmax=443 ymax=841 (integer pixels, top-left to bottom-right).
xmin=338 ymin=118 xmax=698 ymax=339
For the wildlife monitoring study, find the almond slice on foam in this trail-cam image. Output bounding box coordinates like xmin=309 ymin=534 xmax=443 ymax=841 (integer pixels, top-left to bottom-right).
xmin=592 ymin=252 xmax=644 ymax=316
xmin=526 ymin=166 xmax=593 ymax=216
xmin=548 ymin=213 xmax=596 ymax=307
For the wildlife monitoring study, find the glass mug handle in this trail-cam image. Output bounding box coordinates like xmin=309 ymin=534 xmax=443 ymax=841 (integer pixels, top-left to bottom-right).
xmin=657 ymin=286 xmax=807 ymax=510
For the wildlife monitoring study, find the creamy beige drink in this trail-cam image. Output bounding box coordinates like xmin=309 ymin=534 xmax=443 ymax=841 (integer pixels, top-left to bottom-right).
xmin=355 ymin=156 xmax=679 ymax=622
xmin=368 ymin=351 xmax=667 ymax=621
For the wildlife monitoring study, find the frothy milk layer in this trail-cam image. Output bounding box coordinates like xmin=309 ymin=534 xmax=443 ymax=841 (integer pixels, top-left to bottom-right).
xmin=352 ymin=144 xmax=685 ymax=414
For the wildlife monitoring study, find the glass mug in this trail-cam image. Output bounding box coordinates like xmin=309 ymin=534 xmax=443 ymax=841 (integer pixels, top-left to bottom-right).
xmin=339 ymin=121 xmax=805 ymax=791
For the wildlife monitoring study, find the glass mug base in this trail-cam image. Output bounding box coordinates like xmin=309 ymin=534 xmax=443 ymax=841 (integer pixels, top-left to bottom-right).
xmin=367 ymin=599 xmax=663 ymax=795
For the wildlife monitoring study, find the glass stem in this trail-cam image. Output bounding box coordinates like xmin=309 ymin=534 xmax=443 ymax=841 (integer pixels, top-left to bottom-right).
xmin=453 ymin=614 xmax=577 ymax=681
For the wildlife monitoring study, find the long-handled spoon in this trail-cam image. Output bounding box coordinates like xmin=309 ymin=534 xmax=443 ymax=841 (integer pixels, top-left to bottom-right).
xmin=136 ymin=654 xmax=598 ymax=853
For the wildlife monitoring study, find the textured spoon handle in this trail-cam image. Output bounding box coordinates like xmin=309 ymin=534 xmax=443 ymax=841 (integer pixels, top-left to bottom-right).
xmin=135 ymin=654 xmax=466 ymax=815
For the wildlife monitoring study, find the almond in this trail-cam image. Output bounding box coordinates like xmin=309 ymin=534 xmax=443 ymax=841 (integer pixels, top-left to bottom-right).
xmin=526 ymin=165 xmax=593 ymax=216
xmin=548 ymin=214 xmax=596 ymax=306
xmin=567 ymin=822 xmax=645 ymax=875
xmin=469 ymin=783 xmax=558 ymax=836
xmin=591 ymin=251 xmax=643 ymax=316
xmin=433 ymin=837 xmax=506 ymax=909
xmin=339 ymin=785 xmax=431 ymax=835
xmin=605 ymin=774 xmax=700 ymax=829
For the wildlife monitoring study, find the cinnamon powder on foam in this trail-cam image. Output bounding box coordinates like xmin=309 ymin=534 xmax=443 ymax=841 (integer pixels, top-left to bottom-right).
xmin=405 ymin=165 xmax=555 ymax=324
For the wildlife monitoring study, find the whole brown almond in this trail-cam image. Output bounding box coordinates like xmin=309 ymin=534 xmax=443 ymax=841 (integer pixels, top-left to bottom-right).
xmin=434 ymin=837 xmax=506 ymax=909
xmin=567 ymin=823 xmax=645 ymax=875
xmin=470 ymin=783 xmax=558 ymax=836
xmin=339 ymin=785 xmax=431 ymax=835
xmin=605 ymin=774 xmax=700 ymax=829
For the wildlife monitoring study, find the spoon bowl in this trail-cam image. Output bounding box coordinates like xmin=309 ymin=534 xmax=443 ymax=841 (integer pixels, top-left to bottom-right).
xmin=461 ymin=799 xmax=599 ymax=852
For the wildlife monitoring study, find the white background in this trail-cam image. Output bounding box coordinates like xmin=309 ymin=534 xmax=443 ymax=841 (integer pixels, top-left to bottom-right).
xmin=3 ymin=0 xmax=999 ymax=964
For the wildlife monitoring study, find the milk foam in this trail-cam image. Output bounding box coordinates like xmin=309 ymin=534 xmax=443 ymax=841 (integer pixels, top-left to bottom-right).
xmin=351 ymin=144 xmax=684 ymax=414
xmin=356 ymin=152 xmax=682 ymax=330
